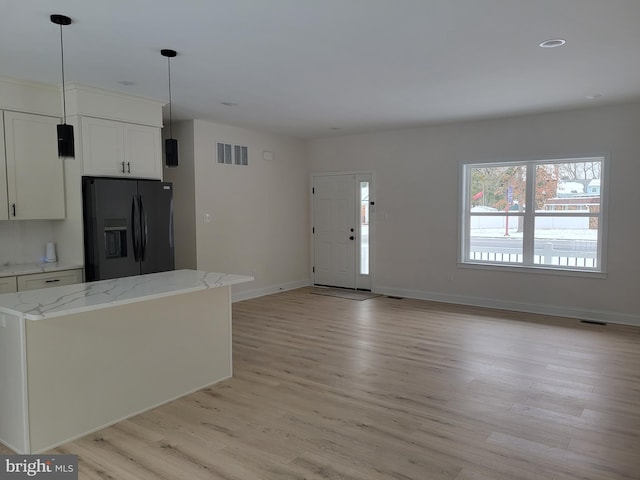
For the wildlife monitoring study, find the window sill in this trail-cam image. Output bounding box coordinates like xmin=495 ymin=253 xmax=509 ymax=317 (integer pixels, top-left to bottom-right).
xmin=457 ymin=261 xmax=608 ymax=279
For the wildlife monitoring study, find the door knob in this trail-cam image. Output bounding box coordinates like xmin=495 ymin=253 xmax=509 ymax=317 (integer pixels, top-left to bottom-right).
xmin=349 ymin=236 xmax=354 ymax=240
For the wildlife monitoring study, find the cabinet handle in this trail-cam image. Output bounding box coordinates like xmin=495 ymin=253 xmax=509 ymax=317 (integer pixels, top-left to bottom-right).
xmin=121 ymin=161 xmax=126 ymax=173
xmin=11 ymin=203 xmax=16 ymax=217
xmin=127 ymin=162 xmax=131 ymax=173
xmin=45 ymin=279 xmax=61 ymax=283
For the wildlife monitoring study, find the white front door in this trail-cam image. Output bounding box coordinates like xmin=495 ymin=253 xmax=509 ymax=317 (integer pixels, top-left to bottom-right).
xmin=313 ymin=173 xmax=372 ymax=290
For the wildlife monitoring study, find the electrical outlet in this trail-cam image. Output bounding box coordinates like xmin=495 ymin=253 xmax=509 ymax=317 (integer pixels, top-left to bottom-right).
xmin=203 ymin=213 xmax=211 ymax=223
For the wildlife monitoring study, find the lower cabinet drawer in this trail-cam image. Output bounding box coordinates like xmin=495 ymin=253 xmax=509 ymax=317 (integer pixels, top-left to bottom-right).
xmin=17 ymin=269 xmax=83 ymax=292
xmin=0 ymin=276 xmax=18 ymax=294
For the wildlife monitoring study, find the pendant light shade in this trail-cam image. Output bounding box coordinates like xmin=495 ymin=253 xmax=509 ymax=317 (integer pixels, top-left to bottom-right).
xmin=51 ymin=14 xmax=74 ymax=158
xmin=161 ymin=49 xmax=178 ymax=167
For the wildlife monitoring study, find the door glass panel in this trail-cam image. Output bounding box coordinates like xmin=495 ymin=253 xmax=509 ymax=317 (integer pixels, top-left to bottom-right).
xmin=360 ymin=181 xmax=369 ymax=275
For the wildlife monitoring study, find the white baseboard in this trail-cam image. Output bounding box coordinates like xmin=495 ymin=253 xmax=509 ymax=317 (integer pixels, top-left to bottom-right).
xmin=374 ymin=286 xmax=640 ymax=327
xmin=232 ymin=279 xmax=311 ymax=302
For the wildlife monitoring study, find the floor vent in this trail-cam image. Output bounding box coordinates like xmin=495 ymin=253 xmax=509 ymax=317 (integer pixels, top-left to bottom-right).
xmin=580 ymin=320 xmax=608 ymax=326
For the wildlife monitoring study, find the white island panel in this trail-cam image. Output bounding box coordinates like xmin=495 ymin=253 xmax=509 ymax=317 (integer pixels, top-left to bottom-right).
xmin=0 ymin=312 xmax=29 ymax=454
xmin=25 ymin=286 xmax=232 ymax=453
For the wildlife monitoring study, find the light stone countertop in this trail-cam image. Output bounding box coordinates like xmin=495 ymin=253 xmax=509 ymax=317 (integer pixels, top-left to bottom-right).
xmin=0 ymin=262 xmax=85 ymax=278
xmin=0 ymin=269 xmax=253 ymax=321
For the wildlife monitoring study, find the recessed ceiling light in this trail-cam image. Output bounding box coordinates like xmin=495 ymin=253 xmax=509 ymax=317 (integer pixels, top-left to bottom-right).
xmin=117 ymin=80 xmax=136 ymax=86
xmin=585 ymin=94 xmax=602 ymax=100
xmin=539 ymin=38 xmax=566 ymax=48
xmin=221 ymin=102 xmax=238 ymax=107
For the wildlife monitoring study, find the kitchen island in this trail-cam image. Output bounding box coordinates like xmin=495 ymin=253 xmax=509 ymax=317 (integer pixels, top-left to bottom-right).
xmin=0 ymin=269 xmax=252 ymax=454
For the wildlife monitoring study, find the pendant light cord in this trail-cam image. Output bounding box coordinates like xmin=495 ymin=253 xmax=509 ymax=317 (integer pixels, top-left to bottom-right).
xmin=58 ymin=23 xmax=67 ymax=124
xmin=167 ymin=57 xmax=173 ymax=139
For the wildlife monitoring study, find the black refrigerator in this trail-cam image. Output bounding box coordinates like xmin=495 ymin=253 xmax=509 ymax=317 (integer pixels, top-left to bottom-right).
xmin=82 ymin=176 xmax=175 ymax=281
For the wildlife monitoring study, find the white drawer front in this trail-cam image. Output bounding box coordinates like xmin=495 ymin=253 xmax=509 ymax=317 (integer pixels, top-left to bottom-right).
xmin=0 ymin=276 xmax=18 ymax=293
xmin=17 ymin=269 xmax=83 ymax=292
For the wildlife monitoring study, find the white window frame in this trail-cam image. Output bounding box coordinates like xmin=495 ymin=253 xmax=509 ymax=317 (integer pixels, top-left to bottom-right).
xmin=459 ymin=155 xmax=608 ymax=277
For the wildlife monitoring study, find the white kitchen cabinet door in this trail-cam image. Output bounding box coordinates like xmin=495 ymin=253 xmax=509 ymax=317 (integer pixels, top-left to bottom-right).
xmin=0 ymin=114 xmax=8 ymax=221
xmin=81 ymin=116 xmax=126 ymax=177
xmin=3 ymin=111 xmax=65 ymax=220
xmin=124 ymin=123 xmax=162 ymax=179
xmin=82 ymin=117 xmax=162 ymax=180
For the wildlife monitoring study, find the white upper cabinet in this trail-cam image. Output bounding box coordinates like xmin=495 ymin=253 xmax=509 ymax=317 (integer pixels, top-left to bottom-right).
xmin=81 ymin=117 xmax=162 ymax=180
xmin=2 ymin=111 xmax=65 ymax=220
xmin=81 ymin=117 xmax=124 ymax=176
xmin=124 ymin=123 xmax=162 ymax=179
xmin=68 ymin=84 xmax=164 ymax=181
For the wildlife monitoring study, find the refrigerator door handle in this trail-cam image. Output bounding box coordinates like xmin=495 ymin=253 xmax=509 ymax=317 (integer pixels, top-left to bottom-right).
xmin=169 ymin=198 xmax=174 ymax=248
xmin=132 ymin=195 xmax=141 ymax=262
xmin=140 ymin=195 xmax=148 ymax=261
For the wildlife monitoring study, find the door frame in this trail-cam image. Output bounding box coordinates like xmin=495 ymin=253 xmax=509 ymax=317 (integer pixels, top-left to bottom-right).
xmin=310 ymin=171 xmax=375 ymax=291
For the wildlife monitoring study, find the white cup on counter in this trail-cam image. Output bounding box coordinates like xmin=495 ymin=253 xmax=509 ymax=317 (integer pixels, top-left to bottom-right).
xmin=45 ymin=241 xmax=57 ymax=263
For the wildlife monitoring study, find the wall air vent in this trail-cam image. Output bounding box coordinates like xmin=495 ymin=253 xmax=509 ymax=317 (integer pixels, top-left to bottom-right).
xmin=217 ymin=143 xmax=232 ymax=164
xmin=217 ymin=142 xmax=248 ymax=166
xmin=234 ymin=145 xmax=248 ymax=166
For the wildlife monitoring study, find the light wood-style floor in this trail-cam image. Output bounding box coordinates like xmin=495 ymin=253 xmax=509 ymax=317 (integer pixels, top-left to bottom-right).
xmin=3 ymin=287 xmax=640 ymax=479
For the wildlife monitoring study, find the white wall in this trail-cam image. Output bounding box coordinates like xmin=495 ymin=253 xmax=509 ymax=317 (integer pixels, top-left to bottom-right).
xmin=162 ymin=121 xmax=197 ymax=270
xmin=0 ymin=221 xmax=56 ymax=264
xmin=52 ymin=115 xmax=84 ymax=266
xmin=175 ymin=119 xmax=310 ymax=298
xmin=308 ymin=102 xmax=640 ymax=325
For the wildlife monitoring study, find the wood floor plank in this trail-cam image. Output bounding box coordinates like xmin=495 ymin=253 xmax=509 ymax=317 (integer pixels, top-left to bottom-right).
xmin=2 ymin=287 xmax=639 ymax=479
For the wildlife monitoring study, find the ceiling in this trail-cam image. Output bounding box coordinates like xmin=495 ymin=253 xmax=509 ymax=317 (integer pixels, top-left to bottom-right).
xmin=2 ymin=1 xmax=640 ymax=139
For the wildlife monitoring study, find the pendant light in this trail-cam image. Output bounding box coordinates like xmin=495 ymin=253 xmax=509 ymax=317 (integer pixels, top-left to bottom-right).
xmin=161 ymin=49 xmax=179 ymax=167
xmin=50 ymin=14 xmax=74 ymax=158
